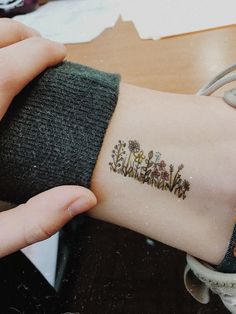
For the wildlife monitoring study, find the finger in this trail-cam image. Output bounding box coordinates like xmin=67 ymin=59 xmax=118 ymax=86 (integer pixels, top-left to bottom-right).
xmin=0 ymin=37 xmax=66 ymax=120
xmin=0 ymin=18 xmax=40 ymax=48
xmin=0 ymin=186 xmax=97 ymax=257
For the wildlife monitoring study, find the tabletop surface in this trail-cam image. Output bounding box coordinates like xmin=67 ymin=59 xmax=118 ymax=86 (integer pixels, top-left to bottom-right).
xmin=66 ymin=19 xmax=236 ymax=94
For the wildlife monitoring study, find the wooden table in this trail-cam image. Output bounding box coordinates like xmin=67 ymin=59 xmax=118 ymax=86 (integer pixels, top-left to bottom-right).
xmin=60 ymin=20 xmax=233 ymax=314
xmin=66 ymin=19 xmax=236 ymax=94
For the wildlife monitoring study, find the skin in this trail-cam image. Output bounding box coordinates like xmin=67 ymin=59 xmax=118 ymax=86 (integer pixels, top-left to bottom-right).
xmin=1 ymin=20 xmax=235 ymax=267
xmin=89 ymin=84 xmax=236 ymax=265
xmin=0 ymin=19 xmax=97 ymax=258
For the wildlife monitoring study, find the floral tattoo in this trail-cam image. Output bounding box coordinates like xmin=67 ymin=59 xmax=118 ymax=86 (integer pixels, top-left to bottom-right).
xmin=109 ymin=140 xmax=190 ymax=199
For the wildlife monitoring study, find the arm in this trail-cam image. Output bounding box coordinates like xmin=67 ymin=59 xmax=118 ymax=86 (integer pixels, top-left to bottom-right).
xmin=1 ymin=30 xmax=235 ymax=264
xmin=89 ymin=83 xmax=236 ymax=265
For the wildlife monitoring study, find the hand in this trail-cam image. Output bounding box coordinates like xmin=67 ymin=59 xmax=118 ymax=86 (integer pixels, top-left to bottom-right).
xmin=0 ymin=19 xmax=97 ymax=257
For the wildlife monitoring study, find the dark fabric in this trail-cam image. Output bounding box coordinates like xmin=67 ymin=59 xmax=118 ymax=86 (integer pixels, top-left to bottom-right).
xmin=0 ymin=219 xmax=228 ymax=314
xmin=216 ymin=223 xmax=236 ymax=273
xmin=0 ymin=61 xmax=120 ymax=204
xmin=0 ymin=251 xmax=59 ymax=314
xmin=58 ymin=217 xmax=227 ymax=314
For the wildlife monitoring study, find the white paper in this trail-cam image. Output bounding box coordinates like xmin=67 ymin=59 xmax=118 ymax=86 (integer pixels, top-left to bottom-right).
xmin=14 ymin=0 xmax=120 ymax=43
xmin=21 ymin=232 xmax=59 ymax=286
xmin=120 ymin=0 xmax=236 ymax=40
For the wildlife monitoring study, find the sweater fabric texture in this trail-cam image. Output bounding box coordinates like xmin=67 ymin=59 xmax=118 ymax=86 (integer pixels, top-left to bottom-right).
xmin=0 ymin=61 xmax=120 ymax=204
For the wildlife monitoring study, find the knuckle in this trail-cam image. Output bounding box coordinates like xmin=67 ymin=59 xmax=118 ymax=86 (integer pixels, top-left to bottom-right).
xmin=1 ymin=18 xmax=22 ymax=37
xmin=24 ymin=223 xmax=53 ymax=246
xmin=22 ymin=201 xmax=54 ymax=245
xmin=35 ymin=224 xmax=54 ymax=241
xmin=31 ymin=37 xmax=57 ymax=54
xmin=29 ymin=37 xmax=65 ymax=64
xmin=0 ymin=55 xmax=15 ymax=93
xmin=0 ymin=17 xmax=14 ymax=25
xmin=1 ymin=18 xmax=37 ymax=37
xmin=1 ymin=17 xmax=11 ymax=23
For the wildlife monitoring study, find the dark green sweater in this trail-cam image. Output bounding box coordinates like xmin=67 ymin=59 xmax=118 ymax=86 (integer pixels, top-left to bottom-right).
xmin=0 ymin=62 xmax=120 ymax=204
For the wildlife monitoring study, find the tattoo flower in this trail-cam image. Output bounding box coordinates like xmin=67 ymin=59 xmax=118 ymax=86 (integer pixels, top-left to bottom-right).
xmin=152 ymin=169 xmax=160 ymax=178
xmin=134 ymin=150 xmax=145 ymax=164
xmin=128 ymin=140 xmax=140 ymax=153
xmin=161 ymin=171 xmax=169 ymax=181
xmin=158 ymin=160 xmax=166 ymax=171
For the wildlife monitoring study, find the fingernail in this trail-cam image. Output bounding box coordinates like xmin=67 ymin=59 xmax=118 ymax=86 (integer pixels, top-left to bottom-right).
xmin=68 ymin=195 xmax=92 ymax=217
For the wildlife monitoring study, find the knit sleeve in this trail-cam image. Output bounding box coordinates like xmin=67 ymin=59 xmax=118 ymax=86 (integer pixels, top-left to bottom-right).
xmin=0 ymin=61 xmax=121 ymax=204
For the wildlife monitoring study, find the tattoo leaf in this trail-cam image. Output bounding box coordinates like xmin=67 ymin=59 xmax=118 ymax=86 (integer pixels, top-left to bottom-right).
xmin=148 ymin=150 xmax=153 ymax=159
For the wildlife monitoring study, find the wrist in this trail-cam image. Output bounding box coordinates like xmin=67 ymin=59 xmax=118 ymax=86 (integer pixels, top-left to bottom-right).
xmin=89 ymin=85 xmax=236 ymax=265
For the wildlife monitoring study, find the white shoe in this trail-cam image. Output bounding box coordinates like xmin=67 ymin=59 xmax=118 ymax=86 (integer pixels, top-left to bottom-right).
xmin=184 ymin=254 xmax=236 ymax=313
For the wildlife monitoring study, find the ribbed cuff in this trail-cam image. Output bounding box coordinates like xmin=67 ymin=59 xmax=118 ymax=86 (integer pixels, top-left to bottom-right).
xmin=0 ymin=61 xmax=121 ymax=203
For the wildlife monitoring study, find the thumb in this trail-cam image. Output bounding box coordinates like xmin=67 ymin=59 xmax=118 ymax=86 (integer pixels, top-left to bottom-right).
xmin=0 ymin=186 xmax=97 ymax=257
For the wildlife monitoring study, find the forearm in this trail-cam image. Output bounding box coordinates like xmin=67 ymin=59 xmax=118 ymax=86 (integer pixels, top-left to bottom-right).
xmin=1 ymin=61 xmax=235 ymax=265
xmin=89 ymin=83 xmax=236 ymax=265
